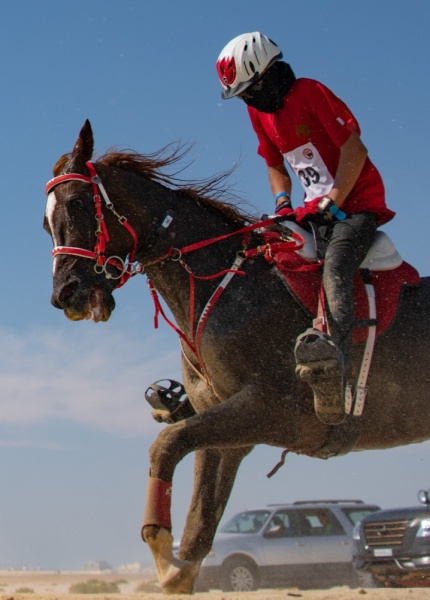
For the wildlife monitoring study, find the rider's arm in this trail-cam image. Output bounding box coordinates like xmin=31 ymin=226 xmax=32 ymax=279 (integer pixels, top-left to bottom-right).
xmin=268 ymin=163 xmax=293 ymax=208
xmin=328 ymin=131 xmax=368 ymax=207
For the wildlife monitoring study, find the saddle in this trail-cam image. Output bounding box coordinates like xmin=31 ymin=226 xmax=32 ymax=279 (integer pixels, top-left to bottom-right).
xmin=259 ymin=221 xmax=421 ymax=458
xmin=264 ymin=221 xmax=420 ymax=343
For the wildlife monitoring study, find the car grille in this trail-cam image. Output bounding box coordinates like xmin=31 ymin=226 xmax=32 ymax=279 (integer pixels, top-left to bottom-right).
xmin=364 ymin=519 xmax=410 ymax=547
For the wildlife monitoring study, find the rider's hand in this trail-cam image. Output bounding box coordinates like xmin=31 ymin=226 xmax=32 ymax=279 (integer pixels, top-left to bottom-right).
xmin=274 ymin=199 xmax=293 ymax=217
xmin=317 ymin=196 xmax=346 ymax=221
xmin=291 ymin=196 xmax=347 ymax=223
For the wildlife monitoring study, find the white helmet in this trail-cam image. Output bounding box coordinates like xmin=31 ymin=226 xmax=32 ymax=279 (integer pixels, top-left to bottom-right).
xmin=216 ymin=32 xmax=283 ymax=99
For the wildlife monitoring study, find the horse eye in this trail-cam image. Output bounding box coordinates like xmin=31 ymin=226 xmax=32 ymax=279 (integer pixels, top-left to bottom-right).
xmin=68 ymin=196 xmax=85 ymax=211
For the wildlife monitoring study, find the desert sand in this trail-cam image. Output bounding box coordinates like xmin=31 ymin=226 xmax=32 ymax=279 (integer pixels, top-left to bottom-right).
xmin=0 ymin=571 xmax=430 ymax=600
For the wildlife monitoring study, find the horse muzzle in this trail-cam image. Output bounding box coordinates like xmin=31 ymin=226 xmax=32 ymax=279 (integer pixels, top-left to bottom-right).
xmin=51 ymin=277 xmax=116 ymax=323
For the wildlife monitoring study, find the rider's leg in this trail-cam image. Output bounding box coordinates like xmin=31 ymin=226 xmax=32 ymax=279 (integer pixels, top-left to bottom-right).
xmin=323 ymin=212 xmax=378 ymax=371
xmin=295 ymin=212 xmax=378 ymax=425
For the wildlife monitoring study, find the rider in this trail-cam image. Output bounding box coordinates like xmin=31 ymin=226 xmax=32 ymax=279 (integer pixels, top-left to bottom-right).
xmin=216 ymin=32 xmax=395 ymax=425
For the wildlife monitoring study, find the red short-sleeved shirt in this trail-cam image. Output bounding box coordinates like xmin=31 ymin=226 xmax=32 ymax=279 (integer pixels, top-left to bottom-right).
xmin=248 ymin=78 xmax=395 ymax=225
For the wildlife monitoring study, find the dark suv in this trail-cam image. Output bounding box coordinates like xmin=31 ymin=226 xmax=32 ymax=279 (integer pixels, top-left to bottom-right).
xmin=192 ymin=499 xmax=380 ymax=591
xmin=353 ymin=489 xmax=430 ymax=587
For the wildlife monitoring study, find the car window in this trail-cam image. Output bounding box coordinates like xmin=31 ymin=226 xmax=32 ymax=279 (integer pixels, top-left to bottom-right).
xmin=220 ymin=510 xmax=271 ymax=533
xmin=264 ymin=510 xmax=298 ymax=538
xmin=341 ymin=507 xmax=380 ymax=525
xmin=298 ymin=509 xmax=345 ymax=536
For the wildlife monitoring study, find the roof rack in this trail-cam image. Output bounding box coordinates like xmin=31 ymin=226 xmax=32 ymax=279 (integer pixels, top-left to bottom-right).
xmin=293 ymin=500 xmax=364 ymax=505
xmin=265 ymin=500 xmax=365 ymax=507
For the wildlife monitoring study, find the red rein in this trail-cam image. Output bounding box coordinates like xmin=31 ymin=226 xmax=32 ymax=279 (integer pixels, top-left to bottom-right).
xmin=45 ymin=163 xmax=305 ymax=379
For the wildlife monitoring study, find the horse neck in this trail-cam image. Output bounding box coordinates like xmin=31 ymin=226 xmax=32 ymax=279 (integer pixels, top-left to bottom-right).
xmin=140 ymin=186 xmax=244 ymax=334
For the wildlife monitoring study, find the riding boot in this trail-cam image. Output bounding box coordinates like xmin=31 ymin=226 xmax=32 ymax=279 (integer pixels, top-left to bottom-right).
xmin=294 ymin=328 xmax=346 ymax=425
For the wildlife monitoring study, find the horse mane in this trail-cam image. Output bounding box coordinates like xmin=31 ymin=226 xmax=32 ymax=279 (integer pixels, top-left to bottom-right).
xmin=53 ymin=143 xmax=256 ymax=227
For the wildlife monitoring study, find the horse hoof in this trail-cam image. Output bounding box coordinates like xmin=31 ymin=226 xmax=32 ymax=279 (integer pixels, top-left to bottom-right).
xmin=151 ymin=409 xmax=174 ymax=424
xmin=160 ymin=561 xmax=200 ymax=595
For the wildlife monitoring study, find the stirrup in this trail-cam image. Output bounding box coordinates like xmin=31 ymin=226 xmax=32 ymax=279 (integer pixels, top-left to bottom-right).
xmin=145 ymin=379 xmax=196 ymax=423
xmin=294 ymin=328 xmax=341 ymax=362
xmin=294 ymin=329 xmax=346 ymax=425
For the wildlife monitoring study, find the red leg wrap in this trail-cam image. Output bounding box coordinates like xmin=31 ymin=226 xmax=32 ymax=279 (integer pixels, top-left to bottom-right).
xmin=142 ymin=477 xmax=172 ymax=530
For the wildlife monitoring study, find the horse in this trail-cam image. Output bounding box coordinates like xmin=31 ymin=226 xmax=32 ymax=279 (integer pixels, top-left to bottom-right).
xmin=44 ymin=120 xmax=430 ymax=594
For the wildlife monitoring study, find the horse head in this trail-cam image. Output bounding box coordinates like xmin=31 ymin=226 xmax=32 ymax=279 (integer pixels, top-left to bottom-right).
xmin=44 ymin=120 xmax=137 ymax=322
xmin=45 ymin=121 xmax=254 ymax=326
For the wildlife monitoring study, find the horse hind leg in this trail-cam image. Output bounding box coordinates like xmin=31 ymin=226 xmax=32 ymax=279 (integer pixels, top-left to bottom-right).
xmin=179 ymin=447 xmax=252 ymax=563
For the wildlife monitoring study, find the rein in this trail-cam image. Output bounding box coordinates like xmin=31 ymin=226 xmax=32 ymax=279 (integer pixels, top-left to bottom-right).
xmin=46 ymin=162 xmax=304 ymax=284
xmin=45 ymin=164 xmax=305 ymax=375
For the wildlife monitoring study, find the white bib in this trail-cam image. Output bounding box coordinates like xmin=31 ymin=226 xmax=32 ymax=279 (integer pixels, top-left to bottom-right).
xmin=283 ymin=142 xmax=333 ymax=201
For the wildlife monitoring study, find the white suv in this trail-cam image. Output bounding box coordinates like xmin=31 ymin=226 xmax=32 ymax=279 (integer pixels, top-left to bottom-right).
xmin=194 ymin=499 xmax=380 ymax=591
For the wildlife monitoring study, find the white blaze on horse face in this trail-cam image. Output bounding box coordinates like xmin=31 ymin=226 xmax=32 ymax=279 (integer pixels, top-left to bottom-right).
xmin=46 ymin=191 xmax=59 ymax=274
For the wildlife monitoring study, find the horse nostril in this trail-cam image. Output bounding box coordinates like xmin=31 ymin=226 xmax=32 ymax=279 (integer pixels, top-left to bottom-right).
xmin=56 ymin=281 xmax=79 ymax=307
xmin=51 ymin=294 xmax=62 ymax=309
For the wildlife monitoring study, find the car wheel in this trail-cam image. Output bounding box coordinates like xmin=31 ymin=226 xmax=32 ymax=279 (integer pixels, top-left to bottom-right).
xmin=221 ymin=558 xmax=259 ymax=592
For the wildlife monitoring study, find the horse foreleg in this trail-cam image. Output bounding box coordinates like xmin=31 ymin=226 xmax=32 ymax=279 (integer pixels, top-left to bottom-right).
xmin=141 ymin=383 xmax=285 ymax=594
xmin=179 ymin=446 xmax=251 ymax=562
xmin=143 ymin=526 xmax=199 ymax=594
xmin=142 ymin=476 xmax=199 ymax=594
xmin=143 ymin=447 xmax=249 ymax=593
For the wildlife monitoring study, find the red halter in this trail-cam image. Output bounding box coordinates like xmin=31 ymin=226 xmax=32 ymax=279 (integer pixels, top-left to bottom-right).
xmin=45 ymin=161 xmax=142 ymax=289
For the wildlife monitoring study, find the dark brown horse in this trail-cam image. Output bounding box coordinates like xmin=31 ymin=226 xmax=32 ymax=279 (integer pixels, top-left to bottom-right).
xmin=44 ymin=121 xmax=430 ymax=594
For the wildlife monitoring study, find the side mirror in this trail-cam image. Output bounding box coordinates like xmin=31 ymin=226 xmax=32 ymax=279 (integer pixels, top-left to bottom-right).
xmin=418 ymin=489 xmax=430 ymax=505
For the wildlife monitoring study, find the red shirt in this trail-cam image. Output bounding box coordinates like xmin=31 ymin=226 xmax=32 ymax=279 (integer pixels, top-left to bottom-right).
xmin=248 ymin=78 xmax=395 ymax=225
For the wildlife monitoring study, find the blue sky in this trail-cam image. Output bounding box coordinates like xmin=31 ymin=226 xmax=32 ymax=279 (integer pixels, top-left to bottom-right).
xmin=0 ymin=0 xmax=429 ymax=570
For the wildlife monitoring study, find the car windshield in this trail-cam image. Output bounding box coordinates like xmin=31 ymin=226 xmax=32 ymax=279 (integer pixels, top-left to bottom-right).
xmin=342 ymin=506 xmax=381 ymax=525
xmin=220 ymin=510 xmax=271 ymax=534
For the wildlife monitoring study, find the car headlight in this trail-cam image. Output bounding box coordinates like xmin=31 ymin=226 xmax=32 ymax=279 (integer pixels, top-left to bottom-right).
xmin=417 ymin=518 xmax=430 ymax=538
xmin=352 ymin=522 xmax=362 ymax=540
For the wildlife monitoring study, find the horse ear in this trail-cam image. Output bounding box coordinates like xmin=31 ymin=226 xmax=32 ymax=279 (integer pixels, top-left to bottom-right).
xmin=67 ymin=119 xmax=94 ymax=172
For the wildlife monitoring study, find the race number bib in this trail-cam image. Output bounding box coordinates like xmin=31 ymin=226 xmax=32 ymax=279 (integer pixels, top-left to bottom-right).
xmin=284 ymin=143 xmax=333 ymax=201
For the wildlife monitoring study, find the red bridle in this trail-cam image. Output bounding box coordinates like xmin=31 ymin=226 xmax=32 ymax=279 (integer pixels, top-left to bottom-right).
xmin=45 ymin=161 xmax=142 ymax=289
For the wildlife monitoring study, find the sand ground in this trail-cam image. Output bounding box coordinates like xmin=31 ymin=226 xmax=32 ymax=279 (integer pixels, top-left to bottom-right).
xmin=0 ymin=571 xmax=430 ymax=600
